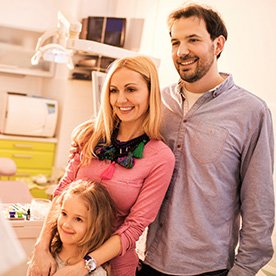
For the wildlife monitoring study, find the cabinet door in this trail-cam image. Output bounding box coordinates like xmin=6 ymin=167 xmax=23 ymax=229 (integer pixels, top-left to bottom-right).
xmin=16 ymin=168 xmax=52 ymax=178
xmin=0 ymin=139 xmax=55 ymax=178
xmin=0 ymin=151 xmax=54 ymax=169
xmin=0 ymin=140 xmax=55 ymax=152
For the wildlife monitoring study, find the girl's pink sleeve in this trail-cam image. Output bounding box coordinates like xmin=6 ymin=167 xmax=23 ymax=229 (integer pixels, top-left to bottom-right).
xmin=53 ymin=153 xmax=81 ymax=197
xmin=115 ymin=143 xmax=175 ymax=256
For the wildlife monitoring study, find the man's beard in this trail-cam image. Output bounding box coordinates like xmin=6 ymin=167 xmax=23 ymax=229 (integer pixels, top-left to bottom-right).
xmin=177 ymin=46 xmax=215 ymax=83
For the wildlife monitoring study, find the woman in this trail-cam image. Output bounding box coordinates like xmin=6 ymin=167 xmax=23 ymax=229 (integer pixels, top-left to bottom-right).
xmin=27 ymin=55 xmax=175 ymax=276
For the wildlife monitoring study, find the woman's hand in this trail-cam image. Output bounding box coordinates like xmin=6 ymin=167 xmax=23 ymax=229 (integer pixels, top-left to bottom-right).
xmin=27 ymin=247 xmax=57 ymax=276
xmin=53 ymin=261 xmax=87 ymax=276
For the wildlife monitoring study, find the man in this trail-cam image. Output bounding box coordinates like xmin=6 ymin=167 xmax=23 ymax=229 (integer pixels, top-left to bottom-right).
xmin=137 ymin=3 xmax=274 ymax=276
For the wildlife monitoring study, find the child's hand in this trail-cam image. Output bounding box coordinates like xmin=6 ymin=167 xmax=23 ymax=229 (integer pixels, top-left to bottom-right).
xmin=27 ymin=248 xmax=57 ymax=276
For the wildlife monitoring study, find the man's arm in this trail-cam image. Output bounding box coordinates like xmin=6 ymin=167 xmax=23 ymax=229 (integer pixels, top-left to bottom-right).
xmin=229 ymin=107 xmax=274 ymax=275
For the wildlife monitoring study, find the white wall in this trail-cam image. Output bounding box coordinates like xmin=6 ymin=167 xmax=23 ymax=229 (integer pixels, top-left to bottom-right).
xmin=0 ymin=0 xmax=116 ymax=170
xmin=115 ymin=0 xmax=276 ymax=174
xmin=0 ymin=75 xmax=42 ymax=95
xmin=3 ymin=0 xmax=274 ymax=104
xmin=41 ymin=75 xmax=93 ymax=171
xmin=1 ymin=0 xmax=275 ymax=172
xmin=0 ymin=0 xmax=58 ymax=31
xmin=123 ymin=0 xmax=276 ymax=104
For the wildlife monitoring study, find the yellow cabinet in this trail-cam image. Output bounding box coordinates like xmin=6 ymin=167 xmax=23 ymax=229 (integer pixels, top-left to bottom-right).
xmin=0 ymin=138 xmax=56 ymax=178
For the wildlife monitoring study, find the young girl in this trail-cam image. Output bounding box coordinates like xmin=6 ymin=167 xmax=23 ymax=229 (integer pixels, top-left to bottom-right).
xmin=49 ymin=179 xmax=115 ymax=275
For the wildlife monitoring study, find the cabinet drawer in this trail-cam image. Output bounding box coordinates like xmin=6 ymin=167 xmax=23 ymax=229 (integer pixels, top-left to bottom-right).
xmin=0 ymin=150 xmax=54 ymax=169
xmin=16 ymin=168 xmax=52 ymax=178
xmin=0 ymin=140 xmax=55 ymax=152
xmin=0 ymin=169 xmax=52 ymax=181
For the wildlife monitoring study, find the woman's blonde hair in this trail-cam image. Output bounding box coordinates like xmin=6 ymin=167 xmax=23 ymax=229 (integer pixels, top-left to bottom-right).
xmin=50 ymin=180 xmax=116 ymax=259
xmin=72 ymin=55 xmax=162 ymax=165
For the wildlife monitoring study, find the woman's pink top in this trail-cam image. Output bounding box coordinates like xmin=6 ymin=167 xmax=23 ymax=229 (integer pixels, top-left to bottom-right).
xmin=54 ymin=139 xmax=175 ymax=275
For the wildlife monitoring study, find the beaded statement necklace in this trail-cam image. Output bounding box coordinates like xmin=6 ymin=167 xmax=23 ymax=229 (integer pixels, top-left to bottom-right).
xmin=95 ymin=128 xmax=149 ymax=180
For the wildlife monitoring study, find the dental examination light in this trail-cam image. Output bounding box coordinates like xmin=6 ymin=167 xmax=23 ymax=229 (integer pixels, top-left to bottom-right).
xmin=31 ymin=12 xmax=81 ymax=70
xmin=31 ymin=11 xmax=160 ymax=70
xmin=31 ymin=44 xmax=74 ymax=69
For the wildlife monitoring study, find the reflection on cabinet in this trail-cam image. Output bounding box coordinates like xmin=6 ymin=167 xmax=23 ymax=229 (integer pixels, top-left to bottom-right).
xmin=0 ymin=137 xmax=56 ymax=178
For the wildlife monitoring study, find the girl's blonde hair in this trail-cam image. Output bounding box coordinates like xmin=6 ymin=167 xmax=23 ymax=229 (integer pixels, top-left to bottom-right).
xmin=72 ymin=55 xmax=162 ymax=165
xmin=50 ymin=180 xmax=116 ymax=259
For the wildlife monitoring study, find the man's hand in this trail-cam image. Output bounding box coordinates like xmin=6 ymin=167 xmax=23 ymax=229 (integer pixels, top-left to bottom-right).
xmin=68 ymin=141 xmax=80 ymax=159
xmin=27 ymin=247 xmax=57 ymax=276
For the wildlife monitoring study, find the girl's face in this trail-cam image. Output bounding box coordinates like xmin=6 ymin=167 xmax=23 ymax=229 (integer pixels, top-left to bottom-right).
xmin=109 ymin=67 xmax=150 ymax=128
xmin=57 ymin=194 xmax=89 ymax=246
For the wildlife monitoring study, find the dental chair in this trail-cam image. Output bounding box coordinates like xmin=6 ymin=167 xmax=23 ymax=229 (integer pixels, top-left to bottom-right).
xmin=0 ymin=158 xmax=32 ymax=203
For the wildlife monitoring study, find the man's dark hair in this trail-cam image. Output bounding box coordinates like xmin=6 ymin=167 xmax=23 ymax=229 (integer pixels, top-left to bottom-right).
xmin=168 ymin=4 xmax=228 ymax=58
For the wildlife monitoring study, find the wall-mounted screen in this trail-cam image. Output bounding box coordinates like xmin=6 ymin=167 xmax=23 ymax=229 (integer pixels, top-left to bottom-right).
xmin=81 ymin=16 xmax=126 ymax=48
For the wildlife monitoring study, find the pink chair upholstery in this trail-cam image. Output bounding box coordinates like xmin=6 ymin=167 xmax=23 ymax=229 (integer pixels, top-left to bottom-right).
xmin=0 ymin=158 xmax=32 ymax=203
xmin=0 ymin=181 xmax=33 ymax=203
xmin=0 ymin=158 xmax=17 ymax=177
